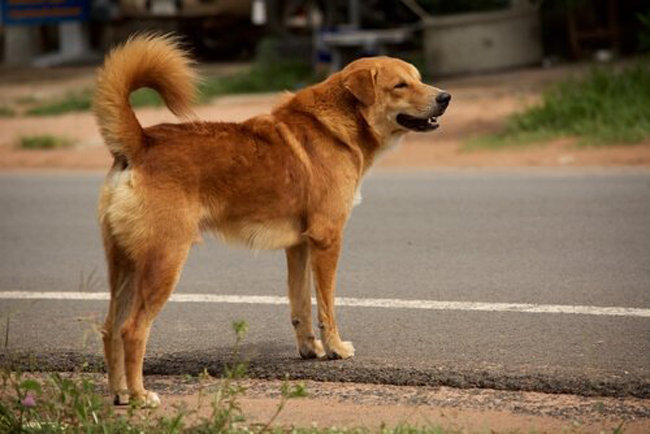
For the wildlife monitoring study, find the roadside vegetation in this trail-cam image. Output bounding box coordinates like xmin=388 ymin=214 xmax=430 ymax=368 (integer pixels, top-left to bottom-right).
xmin=18 ymin=135 xmax=75 ymax=150
xmin=466 ymin=62 xmax=650 ymax=150
xmin=15 ymin=61 xmax=315 ymax=117
xmin=0 ymin=366 xmax=629 ymax=434
xmin=0 ymin=106 xmax=16 ymax=117
xmin=0 ymin=321 xmax=303 ymax=433
xmin=25 ymin=90 xmax=93 ymax=116
xmin=0 ymin=320 xmax=458 ymax=434
xmin=1 ymin=315 xmax=634 ymax=433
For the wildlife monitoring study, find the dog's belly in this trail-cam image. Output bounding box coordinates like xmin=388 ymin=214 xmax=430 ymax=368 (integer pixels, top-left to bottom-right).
xmin=212 ymin=218 xmax=304 ymax=250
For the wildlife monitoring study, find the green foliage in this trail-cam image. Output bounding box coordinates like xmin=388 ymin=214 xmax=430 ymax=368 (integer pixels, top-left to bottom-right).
xmin=2 ymin=318 xmax=564 ymax=433
xmin=197 ymin=61 xmax=315 ymax=102
xmin=18 ymin=135 xmax=74 ymax=150
xmin=25 ymin=90 xmax=93 ymax=116
xmin=467 ymin=63 xmax=650 ymax=149
xmin=0 ymin=106 xmax=16 ymax=117
xmin=638 ymin=9 xmax=650 ymax=52
xmin=0 ymin=319 xmax=311 ymax=433
xmin=21 ymin=87 xmax=165 ymax=116
xmin=21 ymin=62 xmax=315 ymax=117
xmin=1 ymin=369 xmax=126 ymax=433
xmin=130 ymin=88 xmax=165 ymax=107
xmin=0 ymin=365 xmax=628 ymax=433
xmin=15 ymin=96 xmax=38 ymax=105
xmin=190 ymin=321 xmax=250 ymax=432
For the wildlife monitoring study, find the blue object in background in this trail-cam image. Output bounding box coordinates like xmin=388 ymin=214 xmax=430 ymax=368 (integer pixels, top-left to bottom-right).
xmin=1 ymin=0 xmax=89 ymax=25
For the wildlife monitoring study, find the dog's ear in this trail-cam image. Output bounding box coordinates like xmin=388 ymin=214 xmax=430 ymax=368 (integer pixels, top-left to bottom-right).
xmin=343 ymin=68 xmax=376 ymax=106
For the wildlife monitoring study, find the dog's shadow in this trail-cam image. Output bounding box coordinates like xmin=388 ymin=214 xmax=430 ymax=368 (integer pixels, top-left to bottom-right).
xmin=143 ymin=341 xmax=332 ymax=376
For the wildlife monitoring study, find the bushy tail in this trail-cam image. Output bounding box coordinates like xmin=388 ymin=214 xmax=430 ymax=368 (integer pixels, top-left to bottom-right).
xmin=93 ymin=34 xmax=197 ymax=162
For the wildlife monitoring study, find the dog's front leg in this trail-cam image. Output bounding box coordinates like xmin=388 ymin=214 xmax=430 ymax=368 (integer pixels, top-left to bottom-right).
xmin=286 ymin=243 xmax=325 ymax=359
xmin=308 ymin=225 xmax=355 ymax=360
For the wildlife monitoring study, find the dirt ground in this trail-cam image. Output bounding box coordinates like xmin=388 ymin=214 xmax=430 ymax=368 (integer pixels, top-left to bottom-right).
xmin=162 ymin=378 xmax=650 ymax=433
xmin=168 ymin=381 xmax=650 ymax=434
xmin=43 ymin=374 xmax=643 ymax=433
xmin=1 ymin=62 xmax=650 ymax=170
xmin=15 ymin=373 xmax=650 ymax=432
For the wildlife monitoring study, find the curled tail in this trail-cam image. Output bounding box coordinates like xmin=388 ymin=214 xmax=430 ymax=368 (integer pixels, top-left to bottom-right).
xmin=94 ymin=34 xmax=197 ymax=162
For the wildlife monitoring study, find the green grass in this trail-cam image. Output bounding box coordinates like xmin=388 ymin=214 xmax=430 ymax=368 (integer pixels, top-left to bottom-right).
xmin=18 ymin=135 xmax=74 ymax=150
xmin=25 ymin=89 xmax=93 ymax=116
xmin=0 ymin=317 xmax=632 ymax=434
xmin=23 ymin=62 xmax=315 ymax=117
xmin=197 ymin=61 xmax=315 ymax=101
xmin=0 ymin=367 xmax=466 ymax=434
xmin=1 ymin=365 xmax=628 ymax=434
xmin=130 ymin=88 xmax=165 ymax=107
xmin=0 ymin=320 xmax=469 ymax=434
xmin=0 ymin=106 xmax=16 ymax=117
xmin=466 ymin=63 xmax=650 ymax=150
xmin=15 ymin=95 xmax=38 ymax=105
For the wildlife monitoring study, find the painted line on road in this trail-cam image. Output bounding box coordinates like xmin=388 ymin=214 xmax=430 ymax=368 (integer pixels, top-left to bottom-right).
xmin=0 ymin=291 xmax=649 ymax=318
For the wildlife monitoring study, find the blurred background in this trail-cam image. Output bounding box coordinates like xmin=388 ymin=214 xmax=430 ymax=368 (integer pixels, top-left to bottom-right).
xmin=0 ymin=0 xmax=649 ymax=168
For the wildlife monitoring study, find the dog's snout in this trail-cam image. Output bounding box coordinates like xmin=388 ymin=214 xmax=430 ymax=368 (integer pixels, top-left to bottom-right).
xmin=436 ymin=92 xmax=451 ymax=105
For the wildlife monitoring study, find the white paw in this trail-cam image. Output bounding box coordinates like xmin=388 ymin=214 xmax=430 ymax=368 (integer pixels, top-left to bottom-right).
xmin=326 ymin=341 xmax=355 ymax=360
xmin=132 ymin=391 xmax=161 ymax=408
xmin=144 ymin=391 xmax=161 ymax=408
xmin=314 ymin=339 xmax=326 ymax=358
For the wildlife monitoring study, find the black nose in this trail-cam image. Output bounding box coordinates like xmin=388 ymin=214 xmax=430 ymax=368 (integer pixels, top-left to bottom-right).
xmin=436 ymin=92 xmax=451 ymax=105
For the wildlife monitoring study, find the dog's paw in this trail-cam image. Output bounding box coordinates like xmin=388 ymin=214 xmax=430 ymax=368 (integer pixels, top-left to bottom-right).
xmin=314 ymin=339 xmax=326 ymax=358
xmin=299 ymin=339 xmax=326 ymax=359
xmin=131 ymin=390 xmax=161 ymax=408
xmin=326 ymin=341 xmax=355 ymax=360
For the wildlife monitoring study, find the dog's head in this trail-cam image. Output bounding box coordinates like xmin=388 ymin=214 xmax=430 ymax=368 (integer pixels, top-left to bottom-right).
xmin=341 ymin=57 xmax=450 ymax=138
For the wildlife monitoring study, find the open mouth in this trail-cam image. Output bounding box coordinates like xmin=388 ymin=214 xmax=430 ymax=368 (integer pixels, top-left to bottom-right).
xmin=396 ymin=113 xmax=440 ymax=132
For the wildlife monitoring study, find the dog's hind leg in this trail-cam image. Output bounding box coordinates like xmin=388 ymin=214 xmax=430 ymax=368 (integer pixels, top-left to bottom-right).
xmin=102 ymin=233 xmax=134 ymax=405
xmin=120 ymin=242 xmax=192 ymax=407
xmin=286 ymin=243 xmax=325 ymax=359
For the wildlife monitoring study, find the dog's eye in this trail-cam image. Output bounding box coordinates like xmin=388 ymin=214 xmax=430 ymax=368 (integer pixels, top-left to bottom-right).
xmin=394 ymin=82 xmax=408 ymax=89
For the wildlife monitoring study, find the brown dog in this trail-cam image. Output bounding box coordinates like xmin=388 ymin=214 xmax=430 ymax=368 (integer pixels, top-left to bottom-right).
xmin=94 ymin=34 xmax=450 ymax=407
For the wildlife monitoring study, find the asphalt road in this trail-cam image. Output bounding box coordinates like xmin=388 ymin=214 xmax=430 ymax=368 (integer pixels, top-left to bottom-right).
xmin=0 ymin=171 xmax=649 ymax=397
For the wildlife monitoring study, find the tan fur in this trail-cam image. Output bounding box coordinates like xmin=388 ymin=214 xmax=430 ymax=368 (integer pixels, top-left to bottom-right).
xmin=94 ymin=34 xmax=197 ymax=161
xmin=95 ymin=34 xmax=449 ymax=407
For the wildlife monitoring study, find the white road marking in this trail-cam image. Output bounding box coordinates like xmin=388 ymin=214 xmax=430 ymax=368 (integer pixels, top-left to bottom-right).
xmin=0 ymin=291 xmax=649 ymax=318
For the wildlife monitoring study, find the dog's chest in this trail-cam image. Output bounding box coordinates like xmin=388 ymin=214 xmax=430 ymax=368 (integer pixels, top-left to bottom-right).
xmin=353 ymin=187 xmax=362 ymax=206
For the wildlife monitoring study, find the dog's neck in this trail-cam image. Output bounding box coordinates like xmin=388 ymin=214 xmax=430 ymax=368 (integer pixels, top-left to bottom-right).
xmin=285 ymin=75 xmax=387 ymax=176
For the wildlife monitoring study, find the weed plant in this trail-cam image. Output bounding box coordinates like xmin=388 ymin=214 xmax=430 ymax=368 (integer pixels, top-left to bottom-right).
xmin=18 ymin=136 xmax=74 ymax=150
xmin=0 ymin=106 xmax=16 ymax=118
xmin=0 ymin=321 xmax=630 ymax=434
xmin=25 ymin=90 xmax=93 ymax=116
xmin=466 ymin=63 xmax=650 ymax=149
xmin=0 ymin=320 xmax=308 ymax=433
